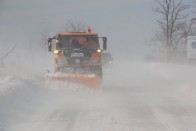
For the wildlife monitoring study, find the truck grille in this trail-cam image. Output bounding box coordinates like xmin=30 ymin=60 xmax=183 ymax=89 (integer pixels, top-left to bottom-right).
xmin=63 ymin=50 xmax=92 ymax=64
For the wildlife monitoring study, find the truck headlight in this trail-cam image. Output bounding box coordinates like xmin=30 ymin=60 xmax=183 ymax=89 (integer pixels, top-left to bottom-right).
xmin=54 ymin=50 xmax=59 ymax=54
xmin=97 ymin=49 xmax=101 ymax=53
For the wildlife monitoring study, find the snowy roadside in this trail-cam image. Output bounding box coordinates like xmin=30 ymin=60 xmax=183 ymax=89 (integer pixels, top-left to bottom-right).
xmin=0 ymin=69 xmax=47 ymax=130
xmin=0 ymin=68 xmax=29 ymax=94
xmin=0 ymin=76 xmax=23 ymax=94
xmin=1 ymin=61 xmax=196 ymax=131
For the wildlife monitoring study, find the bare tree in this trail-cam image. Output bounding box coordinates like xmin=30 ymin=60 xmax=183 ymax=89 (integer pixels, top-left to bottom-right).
xmin=0 ymin=46 xmax=15 ymax=68
xmin=192 ymin=0 xmax=196 ymax=14
xmin=59 ymin=19 xmax=88 ymax=32
xmin=153 ymin=0 xmax=189 ymax=58
xmin=189 ymin=1 xmax=196 ymax=35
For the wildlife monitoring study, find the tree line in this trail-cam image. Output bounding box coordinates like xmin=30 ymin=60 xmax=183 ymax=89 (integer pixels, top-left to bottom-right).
xmin=150 ymin=0 xmax=196 ymax=60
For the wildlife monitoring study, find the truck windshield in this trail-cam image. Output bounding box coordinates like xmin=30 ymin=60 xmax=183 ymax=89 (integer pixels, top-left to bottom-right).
xmin=57 ymin=35 xmax=99 ymax=51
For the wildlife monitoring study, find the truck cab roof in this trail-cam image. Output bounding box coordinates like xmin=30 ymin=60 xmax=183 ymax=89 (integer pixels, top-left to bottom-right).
xmin=59 ymin=32 xmax=98 ymax=36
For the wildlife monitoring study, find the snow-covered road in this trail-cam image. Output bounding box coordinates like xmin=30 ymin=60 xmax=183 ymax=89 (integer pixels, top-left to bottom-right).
xmin=1 ymin=61 xmax=196 ymax=131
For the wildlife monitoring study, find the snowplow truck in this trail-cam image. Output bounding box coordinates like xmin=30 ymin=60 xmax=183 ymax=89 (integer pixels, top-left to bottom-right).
xmin=47 ymin=28 xmax=107 ymax=89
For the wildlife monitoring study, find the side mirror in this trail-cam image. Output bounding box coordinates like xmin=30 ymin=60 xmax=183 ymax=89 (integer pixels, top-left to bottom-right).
xmin=102 ymin=37 xmax=107 ymax=50
xmin=48 ymin=38 xmax=52 ymax=52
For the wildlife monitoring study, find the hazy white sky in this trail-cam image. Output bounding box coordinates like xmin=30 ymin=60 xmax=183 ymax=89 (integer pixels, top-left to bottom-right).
xmin=0 ymin=0 xmax=194 ymax=59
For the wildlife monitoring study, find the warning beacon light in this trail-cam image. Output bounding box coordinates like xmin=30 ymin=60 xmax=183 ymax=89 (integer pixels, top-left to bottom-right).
xmin=88 ymin=27 xmax=92 ymax=33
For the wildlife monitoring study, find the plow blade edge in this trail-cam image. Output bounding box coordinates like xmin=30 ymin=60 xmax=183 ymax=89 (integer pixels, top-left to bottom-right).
xmin=45 ymin=73 xmax=102 ymax=90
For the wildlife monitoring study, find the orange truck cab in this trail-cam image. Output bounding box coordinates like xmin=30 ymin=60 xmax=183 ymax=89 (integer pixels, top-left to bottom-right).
xmin=47 ymin=29 xmax=107 ymax=78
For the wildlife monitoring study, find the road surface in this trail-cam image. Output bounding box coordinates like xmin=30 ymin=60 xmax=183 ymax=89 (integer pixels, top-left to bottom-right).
xmin=0 ymin=61 xmax=196 ymax=131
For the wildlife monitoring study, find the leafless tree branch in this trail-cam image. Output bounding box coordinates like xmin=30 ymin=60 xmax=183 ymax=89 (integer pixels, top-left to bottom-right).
xmin=152 ymin=0 xmax=189 ymax=58
xmin=58 ymin=19 xmax=88 ymax=32
xmin=0 ymin=45 xmax=16 ymax=68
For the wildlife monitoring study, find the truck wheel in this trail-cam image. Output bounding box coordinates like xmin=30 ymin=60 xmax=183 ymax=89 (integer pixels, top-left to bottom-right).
xmin=54 ymin=67 xmax=60 ymax=72
xmin=94 ymin=66 xmax=102 ymax=78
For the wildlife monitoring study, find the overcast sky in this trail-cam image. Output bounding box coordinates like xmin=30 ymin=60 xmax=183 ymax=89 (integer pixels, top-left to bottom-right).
xmin=0 ymin=0 xmax=194 ymax=59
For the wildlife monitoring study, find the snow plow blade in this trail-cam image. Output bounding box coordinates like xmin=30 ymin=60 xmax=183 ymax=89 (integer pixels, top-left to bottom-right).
xmin=45 ymin=73 xmax=102 ymax=90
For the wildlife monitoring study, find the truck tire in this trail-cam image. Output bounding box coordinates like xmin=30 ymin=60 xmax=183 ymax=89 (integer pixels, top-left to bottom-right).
xmin=54 ymin=67 xmax=60 ymax=72
xmin=94 ymin=66 xmax=102 ymax=78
